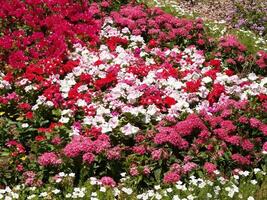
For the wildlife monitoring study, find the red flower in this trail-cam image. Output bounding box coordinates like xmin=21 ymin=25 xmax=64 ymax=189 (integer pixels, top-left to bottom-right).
xmin=106 ymin=37 xmax=128 ymax=51
xmin=35 ymin=135 xmax=45 ymax=142
xmin=208 ymin=83 xmax=225 ymax=104
xmin=184 ymin=79 xmax=201 ymax=93
xmin=8 ymin=50 xmax=28 ymax=69
xmin=224 ymin=69 xmax=234 ymax=76
xmin=148 ymin=39 xmax=157 ymax=47
xmin=209 ymin=59 xmax=221 ymax=69
xmin=164 ymin=96 xmax=176 ymax=107
xmin=258 ymin=94 xmax=267 ymax=102
xmin=256 ymin=51 xmax=267 ymax=69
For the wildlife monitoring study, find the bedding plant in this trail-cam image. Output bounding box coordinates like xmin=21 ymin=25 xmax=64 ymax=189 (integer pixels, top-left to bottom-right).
xmin=0 ymin=0 xmax=266 ymax=199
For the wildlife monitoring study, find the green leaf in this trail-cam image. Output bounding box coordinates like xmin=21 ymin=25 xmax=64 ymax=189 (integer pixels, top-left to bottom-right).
xmin=154 ymin=168 xmax=162 ymax=182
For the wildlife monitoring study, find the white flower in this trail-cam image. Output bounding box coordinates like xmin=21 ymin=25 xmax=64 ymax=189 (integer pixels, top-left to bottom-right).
xmin=250 ymin=180 xmax=257 ymax=185
xmin=65 ymin=193 xmax=72 ymax=198
xmin=96 ymin=106 xmax=110 ymax=116
xmin=59 ymin=172 xmax=65 ymax=177
xmin=218 ymin=177 xmax=226 ymax=184
xmin=120 ymin=123 xmax=139 ymax=135
xmin=29 ymin=187 xmax=36 ymax=191
xmin=122 ymin=27 xmax=130 ymax=34
xmin=100 ymin=187 xmax=106 ymax=193
xmin=154 ymin=185 xmax=161 ymax=190
xmin=69 ymin=173 xmax=75 ymax=177
xmin=206 ymin=180 xmax=214 ymax=186
xmin=187 ymin=195 xmax=195 ymax=200
xmin=198 ymin=182 xmax=206 ymax=188
xmin=247 ymin=196 xmax=255 ymax=200
xmin=155 ymin=193 xmax=162 ymax=200
xmin=59 ymin=116 xmax=70 ymax=124
xmin=14 ymin=185 xmax=21 ymax=191
xmin=78 ymin=192 xmax=85 ymax=198
xmin=172 ymin=195 xmax=180 ymax=200
xmin=39 ymin=192 xmax=48 ymax=197
xmin=253 ymin=168 xmax=261 ymax=174
xmin=248 ymin=73 xmax=258 ymax=81
xmin=202 ymin=76 xmax=212 ymax=84
xmin=27 ymin=194 xmax=36 ymax=200
xmin=76 ymin=99 xmax=87 ymax=107
xmin=113 ymin=188 xmax=120 ymax=196
xmin=108 ymin=116 xmax=119 ymax=129
xmin=46 ymin=101 xmax=54 ymax=107
xmin=240 ymin=171 xmax=250 ymax=176
xmin=91 ymin=192 xmax=97 ymax=197
xmin=56 ymin=178 xmax=62 ymax=183
xmin=207 ymin=193 xmax=212 ymax=198
xmin=166 ymin=188 xmax=173 ymax=193
xmin=121 ymin=187 xmax=133 ymax=195
xmin=213 ymin=170 xmax=220 ymax=175
xmin=90 ymin=177 xmax=98 ymax=185
xmin=21 ymin=123 xmax=29 ymax=128
xmin=120 ymin=172 xmax=126 ymax=177
xmin=77 ymin=85 xmax=88 ymax=93
xmin=234 ymin=175 xmax=239 ymax=180
xmin=52 ymin=189 xmax=60 ymax=194
xmin=4 ymin=196 xmax=12 ymax=200
xmin=146 ymin=104 xmax=159 ymax=116
xmin=11 ymin=193 xmax=19 ymax=199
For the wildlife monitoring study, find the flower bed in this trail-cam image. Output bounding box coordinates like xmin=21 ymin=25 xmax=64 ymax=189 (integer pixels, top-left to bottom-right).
xmin=0 ymin=0 xmax=267 ymax=199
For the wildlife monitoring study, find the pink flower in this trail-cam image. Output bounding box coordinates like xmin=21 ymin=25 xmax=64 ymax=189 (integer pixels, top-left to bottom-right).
xmin=16 ymin=164 xmax=24 ymax=172
xmin=182 ymin=162 xmax=197 ymax=174
xmin=170 ymin=163 xmax=182 ymax=174
xmin=83 ymin=152 xmax=95 ymax=165
xmin=63 ymin=135 xmax=93 ymax=158
xmin=231 ymin=153 xmax=251 ymax=165
xmin=249 ymin=118 xmax=261 ymax=128
xmin=130 ymin=165 xmax=139 ymax=176
xmin=241 ymin=139 xmax=254 ymax=151
xmin=151 ymin=149 xmax=162 ymax=160
xmin=238 ymin=116 xmax=248 ymax=124
xmin=220 ymin=120 xmax=236 ymax=133
xmin=107 ymin=146 xmax=121 ymax=160
xmin=204 ymin=162 xmax=217 ymax=174
xmin=226 ymin=135 xmax=241 ymax=146
xmin=8 ymin=50 xmax=28 ymax=69
xmin=132 ymin=145 xmax=146 ymax=155
xmin=262 ymin=142 xmax=267 ymax=153
xmin=51 ymin=136 xmax=62 ymax=145
xmin=100 ymin=176 xmax=116 ymax=187
xmin=143 ymin=166 xmax=151 ymax=175
xmin=163 ymin=171 xmax=180 ymax=184
xmin=38 ymin=152 xmax=61 ymax=167
xmin=259 ymin=124 xmax=267 ymax=136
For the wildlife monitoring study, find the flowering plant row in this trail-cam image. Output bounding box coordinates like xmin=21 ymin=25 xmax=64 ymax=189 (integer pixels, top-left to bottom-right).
xmin=0 ymin=0 xmax=267 ymax=199
xmin=0 ymin=168 xmax=266 ymax=200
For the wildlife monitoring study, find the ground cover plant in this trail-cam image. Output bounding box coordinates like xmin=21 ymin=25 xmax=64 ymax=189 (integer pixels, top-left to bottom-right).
xmin=142 ymin=0 xmax=267 ymax=55
xmin=0 ymin=0 xmax=267 ymax=199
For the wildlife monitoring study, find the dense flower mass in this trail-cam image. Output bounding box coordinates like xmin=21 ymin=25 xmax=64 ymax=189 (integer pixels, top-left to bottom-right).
xmin=0 ymin=0 xmax=266 ymax=199
xmin=38 ymin=152 xmax=61 ymax=167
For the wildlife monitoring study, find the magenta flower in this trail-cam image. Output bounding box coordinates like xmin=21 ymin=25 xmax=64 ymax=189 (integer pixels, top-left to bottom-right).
xmin=38 ymin=152 xmax=61 ymax=167
xmin=100 ymin=176 xmax=116 ymax=187
xmin=163 ymin=171 xmax=180 ymax=184
xmin=83 ymin=152 xmax=95 ymax=165
xmin=204 ymin=162 xmax=217 ymax=174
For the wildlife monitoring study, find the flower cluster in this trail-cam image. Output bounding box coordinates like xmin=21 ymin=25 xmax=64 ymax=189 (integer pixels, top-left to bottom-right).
xmin=0 ymin=0 xmax=266 ymax=197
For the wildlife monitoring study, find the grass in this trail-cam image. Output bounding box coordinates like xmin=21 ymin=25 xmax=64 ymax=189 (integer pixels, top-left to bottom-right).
xmin=138 ymin=0 xmax=267 ymax=54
